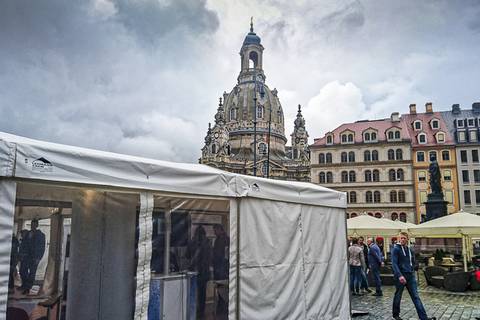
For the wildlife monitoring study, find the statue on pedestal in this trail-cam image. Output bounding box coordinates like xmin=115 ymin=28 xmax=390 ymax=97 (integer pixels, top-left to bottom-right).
xmin=425 ymin=159 xmax=448 ymax=221
xmin=429 ymin=160 xmax=442 ymax=195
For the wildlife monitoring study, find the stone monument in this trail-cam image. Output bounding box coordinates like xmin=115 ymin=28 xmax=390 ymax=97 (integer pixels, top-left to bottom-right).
xmin=425 ymin=159 xmax=448 ymax=221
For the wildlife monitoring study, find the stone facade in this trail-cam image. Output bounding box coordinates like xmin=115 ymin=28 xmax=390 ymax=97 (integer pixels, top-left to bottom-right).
xmin=200 ymin=23 xmax=310 ymax=181
xmin=442 ymin=103 xmax=480 ymax=215
xmin=310 ymin=113 xmax=417 ymax=223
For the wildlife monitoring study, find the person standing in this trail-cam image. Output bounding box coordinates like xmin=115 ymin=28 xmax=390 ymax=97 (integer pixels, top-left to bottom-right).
xmin=391 ymin=232 xmax=436 ymax=320
xmin=212 ymin=224 xmax=229 ymax=280
xmin=8 ymin=234 xmax=19 ymax=291
xmin=186 ymin=225 xmax=211 ymax=319
xmin=348 ymin=238 xmax=365 ymax=296
xmin=20 ymin=219 xmax=46 ymax=294
xmin=212 ymin=224 xmax=229 ymax=318
xmin=367 ymin=237 xmax=383 ymax=296
xmin=358 ymin=237 xmax=372 ymax=294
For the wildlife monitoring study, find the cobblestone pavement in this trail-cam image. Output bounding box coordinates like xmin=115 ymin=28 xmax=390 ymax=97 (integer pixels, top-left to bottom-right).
xmin=352 ymin=277 xmax=480 ymax=319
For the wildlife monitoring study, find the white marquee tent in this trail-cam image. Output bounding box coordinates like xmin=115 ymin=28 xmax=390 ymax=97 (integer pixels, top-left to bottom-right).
xmin=0 ymin=132 xmax=350 ymax=320
xmin=409 ymin=211 xmax=480 ymax=271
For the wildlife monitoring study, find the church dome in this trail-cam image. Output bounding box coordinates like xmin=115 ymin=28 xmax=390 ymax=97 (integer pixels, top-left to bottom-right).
xmin=243 ymin=31 xmax=261 ymax=46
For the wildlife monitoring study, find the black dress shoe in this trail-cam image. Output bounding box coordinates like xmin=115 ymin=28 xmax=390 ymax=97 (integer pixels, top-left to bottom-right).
xmin=392 ymin=316 xmax=403 ymax=320
xmin=427 ymin=318 xmax=436 ymax=320
xmin=372 ymin=292 xmax=383 ymax=296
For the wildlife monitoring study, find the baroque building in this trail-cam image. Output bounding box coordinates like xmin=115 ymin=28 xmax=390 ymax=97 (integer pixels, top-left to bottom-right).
xmin=310 ymin=112 xmax=417 ymax=223
xmin=200 ymin=23 xmax=310 ymax=181
xmin=402 ymin=103 xmax=460 ymax=222
xmin=442 ymin=103 xmax=480 ymax=215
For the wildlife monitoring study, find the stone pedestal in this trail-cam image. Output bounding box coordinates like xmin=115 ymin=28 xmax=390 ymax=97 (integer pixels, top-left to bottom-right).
xmin=425 ymin=193 xmax=448 ymax=221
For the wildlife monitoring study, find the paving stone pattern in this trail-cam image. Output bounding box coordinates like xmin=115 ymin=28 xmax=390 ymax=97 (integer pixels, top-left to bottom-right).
xmin=352 ymin=275 xmax=480 ymax=319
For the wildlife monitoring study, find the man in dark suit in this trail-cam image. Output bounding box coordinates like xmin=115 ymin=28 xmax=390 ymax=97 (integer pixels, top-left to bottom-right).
xmin=20 ymin=219 xmax=46 ymax=294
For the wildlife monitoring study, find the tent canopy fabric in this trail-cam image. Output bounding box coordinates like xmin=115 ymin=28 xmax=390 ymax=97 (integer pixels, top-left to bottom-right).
xmin=347 ymin=215 xmax=404 ymax=236
xmin=0 ymin=131 xmax=350 ymax=320
xmin=409 ymin=211 xmax=480 ymax=237
xmin=391 ymin=220 xmax=416 ymax=231
xmin=0 ymin=131 xmax=346 ymax=208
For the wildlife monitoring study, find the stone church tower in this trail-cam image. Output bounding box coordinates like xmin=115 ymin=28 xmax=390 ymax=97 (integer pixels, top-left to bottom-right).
xmin=200 ymin=22 xmax=310 ymax=181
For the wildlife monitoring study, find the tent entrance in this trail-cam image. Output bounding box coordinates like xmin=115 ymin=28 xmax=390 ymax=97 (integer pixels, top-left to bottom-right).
xmin=144 ymin=195 xmax=230 ymax=320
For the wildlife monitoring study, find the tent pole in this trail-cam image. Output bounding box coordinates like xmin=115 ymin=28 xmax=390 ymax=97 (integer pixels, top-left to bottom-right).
xmin=164 ymin=202 xmax=172 ymax=275
xmin=236 ymin=199 xmax=241 ymax=320
xmin=462 ymin=235 xmax=468 ymax=272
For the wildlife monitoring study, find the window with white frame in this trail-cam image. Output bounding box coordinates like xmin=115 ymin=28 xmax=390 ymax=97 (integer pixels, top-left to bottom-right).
xmin=418 ymin=171 xmax=426 ymax=182
xmin=457 ymin=119 xmax=465 ymax=128
xmin=443 ymin=169 xmax=451 ymax=181
xmin=326 ymin=135 xmax=333 ymax=145
xmin=442 ymin=150 xmax=450 ymax=161
xmin=413 ymin=120 xmax=422 ymax=130
xmin=431 ymin=119 xmax=439 ymax=129
xmin=467 ymin=118 xmax=475 ymax=127
xmin=470 ymin=130 xmax=477 ymax=142
xmin=436 ymin=132 xmax=445 ymax=143
xmin=458 ymin=131 xmax=466 ymax=142
xmin=417 ymin=151 xmax=425 ymax=162
xmin=418 ymin=133 xmax=427 ymax=144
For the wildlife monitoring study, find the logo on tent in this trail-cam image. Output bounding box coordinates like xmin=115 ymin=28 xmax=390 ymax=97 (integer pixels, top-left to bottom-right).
xmin=32 ymin=157 xmax=53 ymax=173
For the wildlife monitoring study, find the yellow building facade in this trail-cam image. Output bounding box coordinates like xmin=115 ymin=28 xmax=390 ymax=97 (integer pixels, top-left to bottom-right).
xmin=403 ymin=103 xmax=460 ymax=222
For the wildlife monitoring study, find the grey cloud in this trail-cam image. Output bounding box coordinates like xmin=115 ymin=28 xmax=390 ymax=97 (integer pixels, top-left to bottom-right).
xmin=112 ymin=0 xmax=219 ymax=45
xmin=313 ymin=1 xmax=365 ymax=34
xmin=0 ymin=0 xmax=220 ymax=162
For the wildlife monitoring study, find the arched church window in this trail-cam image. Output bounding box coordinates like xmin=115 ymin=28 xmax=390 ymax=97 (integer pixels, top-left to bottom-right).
xmin=293 ymin=148 xmax=298 ymax=159
xmin=230 ymin=108 xmax=237 ymax=121
xmin=277 ymin=110 xmax=282 ymax=123
xmin=259 ymin=143 xmax=267 ymax=155
xmin=226 ymin=145 xmax=231 ymax=155
xmin=257 ymin=105 xmax=264 ymax=119
xmin=249 ymin=51 xmax=258 ymax=69
xmin=211 ymin=144 xmax=217 ymax=154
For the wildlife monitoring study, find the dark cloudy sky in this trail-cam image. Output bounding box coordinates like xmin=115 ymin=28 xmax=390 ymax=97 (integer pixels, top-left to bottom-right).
xmin=1 ymin=0 xmax=479 ymax=162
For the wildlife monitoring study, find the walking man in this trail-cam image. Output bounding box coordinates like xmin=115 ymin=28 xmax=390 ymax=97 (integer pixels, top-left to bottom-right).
xmin=391 ymin=232 xmax=436 ymax=320
xmin=358 ymin=236 xmax=372 ymax=294
xmin=367 ymin=237 xmax=383 ymax=296
xmin=348 ymin=238 xmax=366 ymax=295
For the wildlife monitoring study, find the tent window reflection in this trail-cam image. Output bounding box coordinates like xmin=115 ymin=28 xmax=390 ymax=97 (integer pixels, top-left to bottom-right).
xmin=147 ymin=197 xmax=230 ymax=320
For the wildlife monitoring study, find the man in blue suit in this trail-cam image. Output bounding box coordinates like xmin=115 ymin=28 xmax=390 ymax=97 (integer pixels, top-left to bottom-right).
xmin=391 ymin=232 xmax=436 ymax=320
xmin=367 ymin=237 xmax=383 ymax=296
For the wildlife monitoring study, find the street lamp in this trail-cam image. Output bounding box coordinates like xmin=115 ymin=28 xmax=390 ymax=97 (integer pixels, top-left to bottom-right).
xmin=253 ymin=73 xmax=265 ymax=176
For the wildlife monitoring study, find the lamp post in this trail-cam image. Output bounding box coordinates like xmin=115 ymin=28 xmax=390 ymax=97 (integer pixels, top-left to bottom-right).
xmin=252 ymin=73 xmax=265 ymax=177
xmin=266 ymin=101 xmax=272 ymax=178
xmin=253 ymin=74 xmax=258 ymax=176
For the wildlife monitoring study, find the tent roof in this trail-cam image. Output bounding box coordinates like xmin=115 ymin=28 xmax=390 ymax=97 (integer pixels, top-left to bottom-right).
xmin=409 ymin=211 xmax=480 ymax=237
xmin=347 ymin=215 xmax=404 ymax=236
xmin=0 ymin=131 xmax=346 ymax=208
